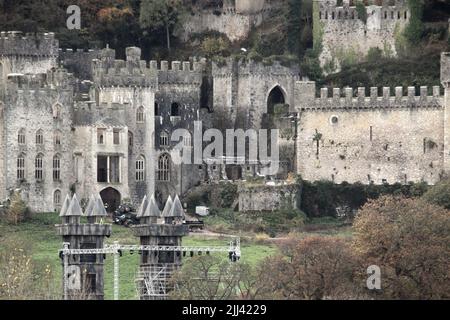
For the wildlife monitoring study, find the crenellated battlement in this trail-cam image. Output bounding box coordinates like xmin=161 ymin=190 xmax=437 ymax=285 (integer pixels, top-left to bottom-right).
xmin=0 ymin=31 xmax=59 ymax=57
xmin=6 ymin=67 xmax=74 ymax=91
xmin=92 ymin=47 xmax=157 ymax=88
xmin=212 ymin=58 xmax=300 ymax=78
xmin=296 ymin=81 xmax=444 ymax=111
xmin=151 ymin=59 xmax=206 ymax=85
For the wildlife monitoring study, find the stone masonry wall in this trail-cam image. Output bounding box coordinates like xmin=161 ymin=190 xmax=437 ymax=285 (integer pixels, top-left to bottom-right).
xmin=295 ymin=82 xmax=445 ymax=185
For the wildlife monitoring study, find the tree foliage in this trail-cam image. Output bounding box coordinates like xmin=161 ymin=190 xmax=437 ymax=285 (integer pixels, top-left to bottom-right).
xmin=353 ymin=196 xmax=450 ymax=299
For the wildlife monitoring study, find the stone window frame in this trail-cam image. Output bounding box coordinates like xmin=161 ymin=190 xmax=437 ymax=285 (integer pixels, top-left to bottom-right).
xmin=52 ymin=102 xmax=62 ymax=120
xmin=54 ymin=189 xmax=61 ymax=206
xmin=157 ymin=153 xmax=171 ymax=182
xmin=35 ymin=153 xmax=44 ymax=181
xmin=160 ymin=131 xmax=170 ymax=147
xmin=53 ymin=154 xmax=61 ymax=181
xmin=136 ymin=106 xmax=145 ymax=123
xmin=136 ymin=155 xmax=145 ymax=182
xmin=97 ymin=128 xmax=106 ymax=145
xmin=18 ymin=128 xmax=26 ymax=145
xmin=36 ymin=129 xmax=44 ymax=145
xmin=17 ymin=153 xmax=26 ymax=180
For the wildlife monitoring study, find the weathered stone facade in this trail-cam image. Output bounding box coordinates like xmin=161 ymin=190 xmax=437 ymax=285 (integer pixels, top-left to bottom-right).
xmin=316 ymin=0 xmax=409 ymax=73
xmin=1 ymin=30 xmax=450 ymax=213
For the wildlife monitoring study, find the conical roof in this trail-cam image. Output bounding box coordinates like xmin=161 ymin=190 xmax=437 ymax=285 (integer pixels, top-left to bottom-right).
xmin=161 ymin=196 xmax=173 ymax=217
xmin=64 ymin=194 xmax=83 ymax=217
xmin=59 ymin=194 xmax=71 ymax=217
xmin=84 ymin=195 xmax=96 ymax=216
xmin=168 ymin=195 xmax=184 ymax=218
xmin=92 ymin=196 xmax=108 ymax=216
xmin=143 ymin=195 xmax=161 ymax=217
xmin=136 ymin=195 xmax=148 ymax=218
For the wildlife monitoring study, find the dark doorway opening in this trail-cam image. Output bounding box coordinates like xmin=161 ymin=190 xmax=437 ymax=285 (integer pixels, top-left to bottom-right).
xmin=100 ymin=187 xmax=121 ymax=213
xmin=267 ymin=86 xmax=286 ymax=115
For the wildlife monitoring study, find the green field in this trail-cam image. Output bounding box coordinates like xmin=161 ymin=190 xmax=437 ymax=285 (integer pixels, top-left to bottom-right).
xmin=0 ymin=213 xmax=278 ymax=300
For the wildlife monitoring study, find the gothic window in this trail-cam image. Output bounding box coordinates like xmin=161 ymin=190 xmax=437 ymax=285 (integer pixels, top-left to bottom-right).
xmin=52 ymin=103 xmax=62 ymax=119
xmin=136 ymin=155 xmax=145 ymax=182
xmin=18 ymin=128 xmax=26 ymax=145
xmin=157 ymin=154 xmax=171 ymax=182
xmin=54 ymin=189 xmax=61 ymax=206
xmin=160 ymin=131 xmax=169 ymax=147
xmin=53 ymin=155 xmax=61 ymax=181
xmin=35 ymin=154 xmax=43 ymax=181
xmin=17 ymin=154 xmax=25 ymax=180
xmin=136 ymin=106 xmax=145 ymax=123
xmin=54 ymin=130 xmax=61 ymax=146
xmin=36 ymin=129 xmax=44 ymax=145
xmin=171 ymin=103 xmax=180 ymax=117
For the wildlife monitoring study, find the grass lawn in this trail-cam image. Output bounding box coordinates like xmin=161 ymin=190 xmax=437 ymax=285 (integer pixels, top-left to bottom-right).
xmin=0 ymin=212 xmax=279 ymax=300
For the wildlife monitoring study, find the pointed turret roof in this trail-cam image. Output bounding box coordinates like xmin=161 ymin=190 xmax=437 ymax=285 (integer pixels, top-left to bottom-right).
xmin=161 ymin=196 xmax=173 ymax=217
xmin=136 ymin=195 xmax=148 ymax=218
xmin=84 ymin=195 xmax=96 ymax=216
xmin=59 ymin=194 xmax=71 ymax=217
xmin=167 ymin=195 xmax=184 ymax=218
xmin=64 ymin=194 xmax=83 ymax=217
xmin=143 ymin=195 xmax=161 ymax=217
xmin=92 ymin=195 xmax=108 ymax=216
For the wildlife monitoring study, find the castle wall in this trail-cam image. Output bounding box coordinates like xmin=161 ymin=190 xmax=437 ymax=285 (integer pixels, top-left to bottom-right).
xmin=3 ymin=72 xmax=74 ymax=212
xmin=212 ymin=59 xmax=300 ymax=129
xmin=317 ymin=1 xmax=409 ymax=73
xmin=59 ymin=48 xmax=101 ymax=80
xmin=0 ymin=31 xmax=59 ymax=74
xmin=238 ymin=183 xmax=300 ymax=212
xmin=296 ymin=83 xmax=445 ymax=185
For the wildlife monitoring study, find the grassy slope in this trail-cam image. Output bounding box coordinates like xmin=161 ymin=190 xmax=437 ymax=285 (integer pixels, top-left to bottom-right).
xmin=0 ymin=213 xmax=278 ymax=300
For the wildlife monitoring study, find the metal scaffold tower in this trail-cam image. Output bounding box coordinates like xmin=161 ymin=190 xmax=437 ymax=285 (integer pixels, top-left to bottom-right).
xmin=57 ymin=193 xmax=241 ymax=300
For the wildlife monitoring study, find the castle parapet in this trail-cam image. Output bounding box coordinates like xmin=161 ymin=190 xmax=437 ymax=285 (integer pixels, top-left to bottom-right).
xmin=0 ymin=31 xmax=58 ymax=57
xmin=92 ymin=47 xmax=157 ymax=88
xmin=148 ymin=58 xmax=206 ymax=85
xmin=296 ymin=81 xmax=443 ymax=111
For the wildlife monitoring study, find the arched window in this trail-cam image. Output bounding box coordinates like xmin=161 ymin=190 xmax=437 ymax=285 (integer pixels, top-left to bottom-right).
xmin=136 ymin=155 xmax=145 ymax=182
xmin=155 ymin=102 xmax=159 ymax=116
xmin=171 ymin=103 xmax=180 ymax=117
xmin=160 ymin=131 xmax=169 ymax=147
xmin=53 ymin=155 xmax=61 ymax=181
xmin=36 ymin=129 xmax=44 ymax=145
xmin=267 ymin=86 xmax=286 ymax=115
xmin=17 ymin=154 xmax=25 ymax=180
xmin=52 ymin=103 xmax=61 ymax=119
xmin=54 ymin=190 xmax=61 ymax=206
xmin=54 ymin=130 xmax=61 ymax=146
xmin=35 ymin=154 xmax=43 ymax=181
xmin=136 ymin=106 xmax=145 ymax=123
xmin=157 ymin=154 xmax=171 ymax=182
xmin=18 ymin=128 xmax=26 ymax=145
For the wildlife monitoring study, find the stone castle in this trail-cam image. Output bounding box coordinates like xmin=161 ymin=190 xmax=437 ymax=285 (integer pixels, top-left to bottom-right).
xmin=316 ymin=0 xmax=410 ymax=73
xmin=0 ymin=3 xmax=449 ymax=213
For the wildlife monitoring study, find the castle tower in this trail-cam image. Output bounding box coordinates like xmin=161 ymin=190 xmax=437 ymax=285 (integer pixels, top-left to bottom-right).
xmin=56 ymin=194 xmax=111 ymax=300
xmin=133 ymin=195 xmax=189 ymax=300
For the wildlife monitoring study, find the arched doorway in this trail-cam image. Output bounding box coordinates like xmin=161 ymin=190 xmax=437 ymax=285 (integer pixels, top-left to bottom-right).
xmin=100 ymin=187 xmax=121 ymax=213
xmin=267 ymin=86 xmax=286 ymax=115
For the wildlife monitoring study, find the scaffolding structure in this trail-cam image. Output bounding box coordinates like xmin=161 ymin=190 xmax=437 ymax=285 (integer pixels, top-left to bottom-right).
xmin=60 ymin=238 xmax=241 ymax=300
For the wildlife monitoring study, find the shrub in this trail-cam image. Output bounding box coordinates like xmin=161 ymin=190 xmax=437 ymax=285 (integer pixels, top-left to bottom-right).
xmin=3 ymin=192 xmax=29 ymax=225
xmin=422 ymin=178 xmax=450 ymax=209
